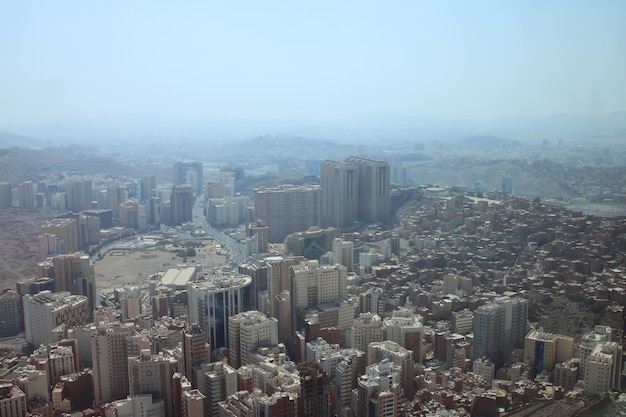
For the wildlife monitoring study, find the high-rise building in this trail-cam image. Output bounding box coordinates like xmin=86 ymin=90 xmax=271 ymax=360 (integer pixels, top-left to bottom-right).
xmin=367 ymin=341 xmax=414 ymax=398
xmin=40 ymin=253 xmax=97 ymax=318
xmin=118 ymin=200 xmax=139 ymax=229
xmin=332 ymin=238 xmax=354 ymax=272
xmin=203 ymin=361 xmax=237 ymax=417
xmin=91 ymin=323 xmax=151 ymax=406
xmin=171 ymin=184 xmax=193 ymax=226
xmin=228 ymin=310 xmax=278 ymax=369
xmin=472 ymin=296 xmax=528 ymax=367
xmin=139 ymin=175 xmax=156 ymax=203
xmin=321 ymin=157 xmax=390 ymax=227
xmin=128 ymin=349 xmax=179 ymax=417
xmin=502 ymin=174 xmax=513 ymax=195
xmin=345 ymin=156 xmax=390 ymax=223
xmin=41 ymin=217 xmax=80 ymax=254
xmin=579 ymin=325 xmax=613 ymax=377
xmin=0 ymin=290 xmax=20 ymax=337
xmin=182 ymin=389 xmax=205 ymax=417
xmin=356 ymin=359 xmax=400 ymax=417
xmin=182 ymin=323 xmax=211 ymax=389
xmin=17 ymin=181 xmax=35 ymax=209
xmin=320 ymin=160 xmax=359 ymax=227
xmin=383 ymin=305 xmax=425 ymax=363
xmin=188 ymin=274 xmax=253 ymax=350
xmin=584 ymin=341 xmax=623 ymax=395
xmin=298 ymin=362 xmax=331 ymax=417
xmin=174 ymin=161 xmax=203 ymax=195
xmin=23 ymin=291 xmax=90 ymax=347
xmin=63 ymin=180 xmax=92 ymax=212
xmin=265 ymin=256 xmax=305 ymax=318
xmin=0 ymin=182 xmax=12 ymax=209
xmin=524 ymin=328 xmax=574 ymax=376
xmin=0 ymin=384 xmax=27 ymax=417
xmin=351 ymin=312 xmax=384 ymax=352
xmin=254 ymin=185 xmax=321 ymax=243
xmin=103 ymin=185 xmax=127 ymax=219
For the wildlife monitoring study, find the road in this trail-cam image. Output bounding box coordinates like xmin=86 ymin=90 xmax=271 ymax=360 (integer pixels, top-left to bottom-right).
xmin=193 ymin=196 xmax=245 ymax=267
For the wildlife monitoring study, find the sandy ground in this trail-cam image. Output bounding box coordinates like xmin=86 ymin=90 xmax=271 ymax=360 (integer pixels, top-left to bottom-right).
xmin=95 ymin=241 xmax=229 ymax=289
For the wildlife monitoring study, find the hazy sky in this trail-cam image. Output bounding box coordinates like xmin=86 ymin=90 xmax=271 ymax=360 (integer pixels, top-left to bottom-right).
xmin=1 ymin=1 xmax=625 ymax=125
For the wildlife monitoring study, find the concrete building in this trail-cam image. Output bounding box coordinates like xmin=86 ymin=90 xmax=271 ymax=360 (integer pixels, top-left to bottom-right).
xmin=0 ymin=182 xmax=12 ymax=209
xmin=383 ymin=305 xmax=424 ymax=363
xmin=203 ymin=361 xmax=237 ymax=417
xmin=41 ymin=217 xmax=79 ymax=254
xmin=283 ymin=226 xmax=340 ymax=261
xmin=188 ymin=274 xmax=253 ymax=350
xmin=254 ymin=185 xmax=321 ymax=243
xmin=346 ymin=156 xmax=391 ymax=224
xmin=524 ymin=328 xmax=574 ymax=375
xmin=554 ymin=359 xmax=580 ymax=391
xmin=171 ymin=184 xmax=193 ymax=226
xmin=356 ymin=359 xmax=400 ymax=417
xmin=228 ymin=310 xmax=278 ymax=369
xmin=351 ymin=312 xmax=384 ymax=352
xmin=174 ymin=161 xmax=203 ymax=195
xmin=63 ymin=179 xmax=92 ymax=212
xmin=113 ymin=394 xmax=164 ymax=417
xmin=0 ymin=289 xmax=20 ymax=337
xmin=17 ymin=181 xmax=35 ymax=209
xmin=118 ymin=200 xmax=139 ymax=229
xmin=332 ymin=238 xmax=355 ymax=272
xmin=39 ymin=253 xmax=97 ymax=318
xmin=584 ymin=341 xmax=623 ymax=395
xmin=182 ymin=323 xmax=211 ymax=389
xmin=128 ymin=349 xmax=179 ymax=417
xmin=580 ymin=325 xmax=613 ymax=377
xmin=182 ymin=389 xmax=205 ymax=417
xmin=473 ymin=357 xmax=496 ymax=386
xmin=92 ymin=323 xmax=151 ymax=406
xmin=320 ymin=160 xmax=359 ymax=227
xmin=367 ymin=341 xmax=414 ymax=399
xmin=298 ymin=362 xmax=330 ymax=417
xmin=473 ymin=296 xmax=528 ymax=367
xmin=23 ymin=291 xmax=90 ymax=347
xmin=0 ymin=383 xmax=27 ymax=417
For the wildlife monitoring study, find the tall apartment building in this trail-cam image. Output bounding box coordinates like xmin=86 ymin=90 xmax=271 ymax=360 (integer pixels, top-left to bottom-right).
xmin=584 ymin=341 xmax=623 ymax=395
xmin=290 ymin=261 xmax=348 ymax=332
xmin=356 ymin=360 xmax=400 ymax=417
xmin=39 ymin=253 xmax=97 ymax=318
xmin=203 ymin=361 xmax=237 ymax=417
xmin=228 ymin=310 xmax=278 ymax=369
xmin=332 ymin=238 xmax=354 ymax=272
xmin=367 ymin=341 xmax=415 ymax=398
xmin=0 ymin=290 xmax=20 ymax=337
xmin=188 ymin=274 xmax=252 ymax=350
xmin=41 ymin=217 xmax=80 ymax=254
xmin=0 ymin=182 xmax=12 ymax=209
xmin=383 ymin=305 xmax=425 ymax=363
xmin=63 ymin=180 xmax=92 ymax=212
xmin=473 ymin=296 xmax=528 ymax=367
xmin=103 ymin=185 xmax=127 ymax=219
xmin=173 ymin=161 xmax=203 ymax=195
xmin=298 ymin=362 xmax=331 ymax=417
xmin=171 ymin=184 xmax=193 ymax=225
xmin=23 ymin=291 xmax=90 ymax=347
xmin=118 ymin=200 xmax=139 ymax=229
xmin=128 ymin=350 xmax=179 ymax=417
xmin=139 ymin=175 xmax=156 ymax=202
xmin=321 ymin=156 xmax=390 ymax=227
xmin=182 ymin=324 xmax=211 ymax=389
xmin=351 ymin=312 xmax=384 ymax=352
xmin=182 ymin=389 xmax=205 ymax=417
xmin=266 ymin=256 xmax=305 ymax=318
xmin=17 ymin=181 xmax=35 ymax=209
xmin=579 ymin=325 xmax=613 ymax=377
xmin=92 ymin=323 xmax=151 ymax=406
xmin=254 ymin=185 xmax=321 ymax=243
xmin=524 ymin=328 xmax=574 ymax=376
xmin=0 ymin=384 xmax=27 ymax=417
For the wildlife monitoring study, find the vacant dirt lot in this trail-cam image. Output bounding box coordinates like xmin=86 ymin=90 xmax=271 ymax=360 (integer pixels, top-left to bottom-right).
xmin=95 ymin=242 xmax=229 ymax=289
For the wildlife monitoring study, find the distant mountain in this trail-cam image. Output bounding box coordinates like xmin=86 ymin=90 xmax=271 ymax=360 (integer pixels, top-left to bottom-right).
xmin=0 ymin=131 xmax=52 ymax=148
